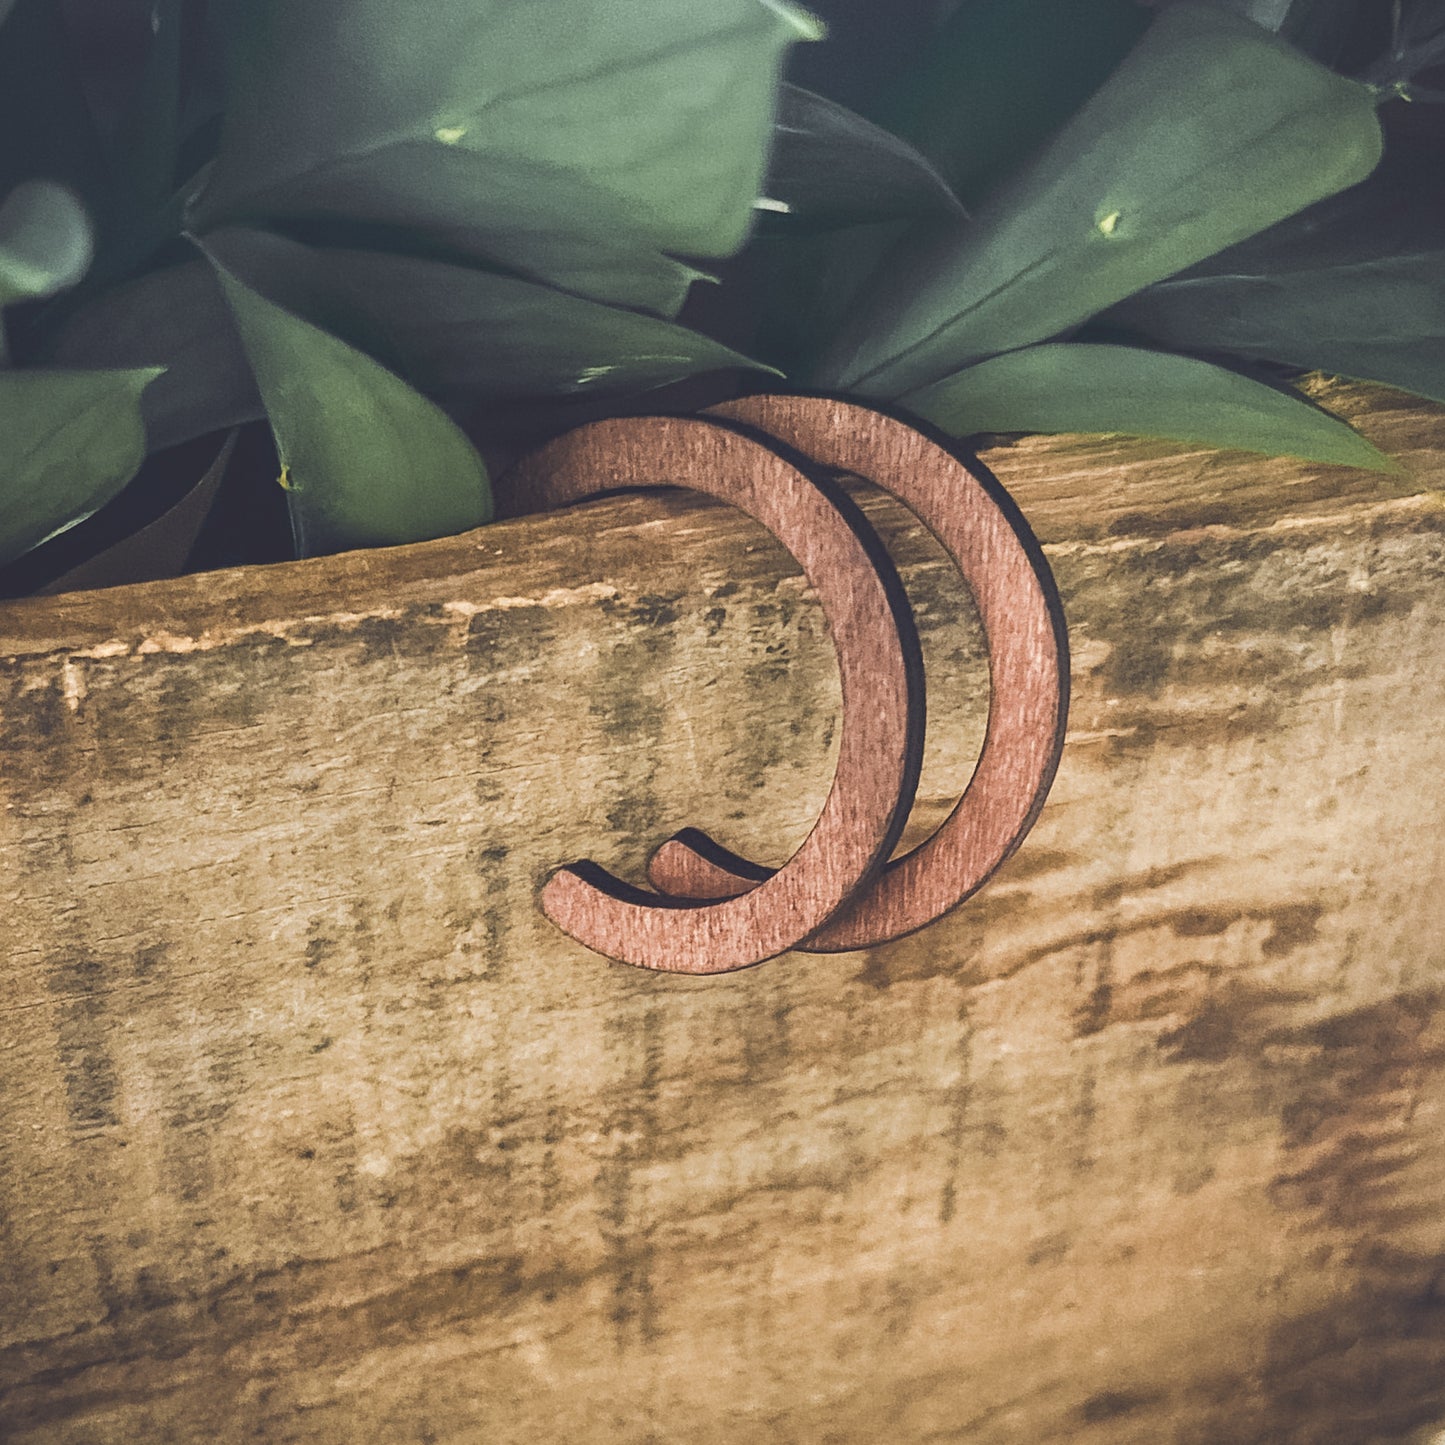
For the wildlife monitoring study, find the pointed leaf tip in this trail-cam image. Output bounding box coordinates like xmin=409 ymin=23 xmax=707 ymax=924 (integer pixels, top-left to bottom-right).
xmin=905 ymin=343 xmax=1395 ymax=471
xmin=0 ymin=367 xmax=164 ymax=566
xmin=825 ymin=1 xmax=1384 ymax=396
xmin=205 ymin=249 xmax=490 ymax=557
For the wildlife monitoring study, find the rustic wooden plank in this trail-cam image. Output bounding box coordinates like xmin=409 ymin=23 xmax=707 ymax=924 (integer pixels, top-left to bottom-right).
xmin=2 ymin=381 xmax=1444 ymax=1443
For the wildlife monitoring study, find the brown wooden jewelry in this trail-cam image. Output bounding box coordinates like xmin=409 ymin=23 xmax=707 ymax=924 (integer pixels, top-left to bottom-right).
xmin=645 ymin=394 xmax=1070 ymax=952
xmin=497 ymin=415 xmax=925 ymax=974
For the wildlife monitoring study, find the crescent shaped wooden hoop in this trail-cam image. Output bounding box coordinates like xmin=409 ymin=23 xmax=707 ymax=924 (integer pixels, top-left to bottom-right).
xmin=644 ymin=395 xmax=1070 ymax=952
xmin=498 ymin=415 xmax=926 ymax=974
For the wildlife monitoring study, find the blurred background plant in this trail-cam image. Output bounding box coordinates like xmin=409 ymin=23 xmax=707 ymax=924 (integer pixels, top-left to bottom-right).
xmin=0 ymin=0 xmax=1440 ymax=594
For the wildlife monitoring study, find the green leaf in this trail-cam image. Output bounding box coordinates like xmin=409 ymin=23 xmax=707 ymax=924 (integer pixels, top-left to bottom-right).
xmin=871 ymin=0 xmax=1151 ymax=206
xmin=39 ymin=430 xmax=237 ymax=595
xmin=191 ymin=0 xmax=819 ymax=306
xmin=201 ymin=226 xmax=777 ymax=403
xmin=205 ymin=251 xmax=491 ymax=557
xmin=0 ymin=0 xmax=109 ymax=212
xmin=1399 ymin=0 xmax=1445 ymax=47
xmin=716 ymin=223 xmax=891 ymax=378
xmin=1365 ymin=0 xmax=1445 ymax=83
xmin=1104 ymin=171 xmax=1445 ymax=405
xmin=761 ymin=85 xmax=963 ymax=228
xmin=1203 ymin=0 xmax=1293 ymax=24
xmin=110 ymin=0 xmax=184 ymax=211
xmin=1107 ymin=253 xmax=1445 ymax=406
xmin=904 ymin=343 xmax=1393 ymax=469
xmin=0 ymin=366 xmax=162 ymax=565
xmin=215 ymin=150 xmax=707 ymax=318
xmin=0 ymin=180 xmax=93 ymax=306
xmin=42 ymin=260 xmax=262 ymax=451
xmin=821 ymin=2 xmax=1384 ymax=398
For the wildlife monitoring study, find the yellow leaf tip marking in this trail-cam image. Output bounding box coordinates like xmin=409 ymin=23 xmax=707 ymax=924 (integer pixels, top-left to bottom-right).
xmin=1096 ymin=209 xmax=1122 ymax=237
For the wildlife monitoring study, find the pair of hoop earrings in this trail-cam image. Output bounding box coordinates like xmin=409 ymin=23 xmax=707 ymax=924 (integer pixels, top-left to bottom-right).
xmin=500 ymin=394 xmax=1069 ymax=976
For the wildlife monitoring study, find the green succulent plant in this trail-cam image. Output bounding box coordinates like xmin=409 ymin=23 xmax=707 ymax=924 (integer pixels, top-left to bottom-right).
xmin=1 ymin=0 xmax=1442 ymax=592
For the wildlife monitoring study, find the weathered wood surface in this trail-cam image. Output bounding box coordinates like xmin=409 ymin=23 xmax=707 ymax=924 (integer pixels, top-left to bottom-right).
xmin=2 ymin=381 xmax=1444 ymax=1443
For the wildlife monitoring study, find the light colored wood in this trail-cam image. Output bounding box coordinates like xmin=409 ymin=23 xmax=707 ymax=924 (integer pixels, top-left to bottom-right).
xmin=2 ymin=380 xmax=1444 ymax=1443
xmin=499 ymin=414 xmax=925 ymax=973
xmin=647 ymin=395 xmax=1069 ymax=951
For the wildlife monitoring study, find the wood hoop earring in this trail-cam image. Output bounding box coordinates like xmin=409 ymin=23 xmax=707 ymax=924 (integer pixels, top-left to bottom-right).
xmin=645 ymin=395 xmax=1069 ymax=952
xmin=498 ymin=415 xmax=926 ymax=974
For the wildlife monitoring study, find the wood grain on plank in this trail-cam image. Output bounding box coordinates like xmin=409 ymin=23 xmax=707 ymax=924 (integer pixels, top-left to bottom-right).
xmin=1 ymin=381 xmax=1443 ymax=1444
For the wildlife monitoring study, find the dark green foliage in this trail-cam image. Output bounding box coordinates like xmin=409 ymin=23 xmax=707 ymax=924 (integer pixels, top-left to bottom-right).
xmin=869 ymin=0 xmax=1153 ymax=209
xmin=1 ymin=0 xmax=1441 ymax=590
xmin=201 ymin=227 xmax=774 ymax=405
xmin=0 ymin=366 xmax=160 ymax=564
xmin=905 ymin=343 xmax=1393 ymax=469
xmin=756 ymin=0 xmax=1438 ymax=465
xmin=206 ymin=247 xmax=490 ymax=557
xmin=761 ymin=85 xmax=964 ymax=229
xmin=41 ymin=259 xmax=261 ymax=450
xmin=821 ymin=5 xmax=1384 ymax=395
xmin=1104 ymin=160 xmax=1445 ymax=405
xmin=0 ymin=0 xmax=816 ymax=576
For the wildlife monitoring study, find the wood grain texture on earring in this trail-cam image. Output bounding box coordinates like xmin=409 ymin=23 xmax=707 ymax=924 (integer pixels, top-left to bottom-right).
xmin=499 ymin=415 xmax=925 ymax=975
xmin=646 ymin=395 xmax=1070 ymax=952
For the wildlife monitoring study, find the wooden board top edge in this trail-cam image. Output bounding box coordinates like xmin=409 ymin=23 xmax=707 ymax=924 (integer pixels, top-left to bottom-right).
xmin=0 ymin=381 xmax=1440 ymax=660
